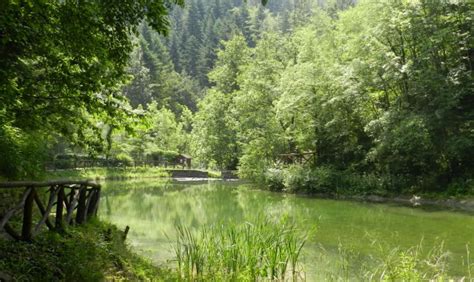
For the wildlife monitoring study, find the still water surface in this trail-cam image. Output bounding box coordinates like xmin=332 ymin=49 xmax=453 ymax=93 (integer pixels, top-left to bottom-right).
xmin=99 ymin=180 xmax=473 ymax=280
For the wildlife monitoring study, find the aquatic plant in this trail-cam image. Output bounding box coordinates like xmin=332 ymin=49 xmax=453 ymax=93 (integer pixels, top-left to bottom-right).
xmin=463 ymin=243 xmax=473 ymax=280
xmin=173 ymin=216 xmax=308 ymax=281
xmin=366 ymin=240 xmax=450 ymax=281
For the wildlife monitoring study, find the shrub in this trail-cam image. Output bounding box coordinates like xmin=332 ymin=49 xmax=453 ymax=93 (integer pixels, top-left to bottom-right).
xmin=263 ymin=165 xmax=411 ymax=196
xmin=445 ymin=178 xmax=474 ymax=196
xmin=115 ymin=153 xmax=134 ymax=167
xmin=264 ymin=168 xmax=286 ymax=191
xmin=282 ymin=165 xmax=338 ymax=194
xmin=0 ymin=125 xmax=48 ymax=179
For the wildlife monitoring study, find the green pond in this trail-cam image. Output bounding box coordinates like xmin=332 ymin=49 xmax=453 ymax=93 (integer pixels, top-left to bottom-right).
xmin=99 ymin=179 xmax=473 ymax=280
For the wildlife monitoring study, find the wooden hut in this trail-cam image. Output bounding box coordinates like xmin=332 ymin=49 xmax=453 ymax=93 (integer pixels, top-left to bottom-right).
xmin=175 ymin=154 xmax=192 ymax=169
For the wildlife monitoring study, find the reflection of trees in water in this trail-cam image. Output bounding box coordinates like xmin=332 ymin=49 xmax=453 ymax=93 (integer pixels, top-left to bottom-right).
xmin=101 ymin=181 xmax=248 ymax=239
xmin=157 ymin=182 xmax=245 ymax=229
xmin=101 ymin=180 xmax=170 ymax=196
xmin=235 ymin=185 xmax=293 ymax=220
xmin=100 ymin=180 xmax=474 ymax=277
xmin=104 ymin=194 xmax=112 ymax=216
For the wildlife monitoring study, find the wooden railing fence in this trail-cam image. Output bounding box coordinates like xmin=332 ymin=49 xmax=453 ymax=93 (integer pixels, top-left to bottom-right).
xmin=0 ymin=180 xmax=100 ymax=241
xmin=278 ymin=152 xmax=316 ymax=165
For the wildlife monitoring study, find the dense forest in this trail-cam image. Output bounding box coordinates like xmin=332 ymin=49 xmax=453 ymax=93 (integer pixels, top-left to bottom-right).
xmin=1 ymin=0 xmax=473 ymax=195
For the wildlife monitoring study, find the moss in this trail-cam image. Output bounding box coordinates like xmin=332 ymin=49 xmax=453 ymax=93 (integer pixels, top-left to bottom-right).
xmin=0 ymin=219 xmax=175 ymax=281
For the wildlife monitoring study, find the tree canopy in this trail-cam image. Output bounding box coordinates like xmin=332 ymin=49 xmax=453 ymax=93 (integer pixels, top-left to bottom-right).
xmin=0 ymin=0 xmax=183 ymax=177
xmin=189 ymin=0 xmax=473 ymax=192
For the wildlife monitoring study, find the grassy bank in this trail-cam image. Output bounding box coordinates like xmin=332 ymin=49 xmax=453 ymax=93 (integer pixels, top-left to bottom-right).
xmin=45 ymin=167 xmax=170 ymax=181
xmin=0 ymin=219 xmax=174 ymax=281
xmin=45 ymin=167 xmax=223 ymax=181
xmin=263 ymin=165 xmax=474 ymax=198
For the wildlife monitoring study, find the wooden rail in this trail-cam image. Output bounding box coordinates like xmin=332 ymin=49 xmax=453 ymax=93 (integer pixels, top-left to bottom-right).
xmin=278 ymin=151 xmax=316 ymax=165
xmin=0 ymin=180 xmax=100 ymax=241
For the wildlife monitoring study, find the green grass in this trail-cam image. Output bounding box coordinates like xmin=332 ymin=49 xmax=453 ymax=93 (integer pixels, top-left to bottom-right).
xmin=207 ymin=170 xmax=222 ymax=178
xmin=0 ymin=219 xmax=175 ymax=281
xmin=45 ymin=167 xmax=225 ymax=181
xmin=173 ymin=215 xmax=309 ymax=281
xmin=46 ymin=166 xmax=170 ymax=181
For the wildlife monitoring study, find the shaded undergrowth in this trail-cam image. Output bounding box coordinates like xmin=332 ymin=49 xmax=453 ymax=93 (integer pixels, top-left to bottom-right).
xmin=0 ymin=219 xmax=174 ymax=281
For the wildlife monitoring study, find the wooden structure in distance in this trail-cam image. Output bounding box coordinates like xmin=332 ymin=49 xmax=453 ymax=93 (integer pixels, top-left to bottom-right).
xmin=278 ymin=151 xmax=316 ymax=165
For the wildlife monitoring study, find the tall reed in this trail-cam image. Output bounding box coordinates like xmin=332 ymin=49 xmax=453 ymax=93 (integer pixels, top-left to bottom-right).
xmin=366 ymin=240 xmax=450 ymax=281
xmin=173 ymin=216 xmax=308 ymax=281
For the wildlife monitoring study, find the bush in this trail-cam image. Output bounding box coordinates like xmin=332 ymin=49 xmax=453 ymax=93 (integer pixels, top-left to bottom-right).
xmin=0 ymin=125 xmax=48 ymax=180
xmin=282 ymin=165 xmax=338 ymax=194
xmin=445 ymin=178 xmax=474 ymax=196
xmin=264 ymin=168 xmax=286 ymax=191
xmin=262 ymin=165 xmax=412 ymax=196
xmin=114 ymin=153 xmax=134 ymax=167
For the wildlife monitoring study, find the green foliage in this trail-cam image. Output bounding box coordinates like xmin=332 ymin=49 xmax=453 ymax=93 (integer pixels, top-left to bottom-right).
xmin=106 ymin=102 xmax=190 ymax=166
xmin=0 ymin=0 xmax=182 ymax=136
xmin=368 ymin=242 xmax=450 ymax=281
xmin=445 ymin=178 xmax=474 ymax=196
xmin=283 ymin=165 xmax=339 ymax=194
xmin=263 ymin=165 xmax=414 ymax=196
xmin=208 ymin=35 xmax=251 ymax=94
xmin=0 ymin=124 xmax=48 ymax=179
xmin=124 ymin=24 xmax=202 ymax=113
xmin=0 ymin=0 xmax=186 ymax=179
xmin=1 ymin=0 xmax=472 ymax=196
xmin=147 ymin=149 xmax=180 ymax=163
xmin=191 ymin=0 xmax=473 ymax=194
xmin=146 ymin=103 xmax=188 ymax=153
xmin=0 ymin=219 xmax=173 ymax=281
xmin=191 ymin=89 xmax=240 ymax=170
xmin=264 ymin=168 xmax=286 ymax=191
xmin=0 ymin=0 xmax=363 ymax=179
xmin=115 ymin=153 xmax=134 ymax=167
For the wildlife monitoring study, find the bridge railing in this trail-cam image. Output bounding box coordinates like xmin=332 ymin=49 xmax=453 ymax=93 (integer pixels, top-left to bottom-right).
xmin=0 ymin=180 xmax=101 ymax=241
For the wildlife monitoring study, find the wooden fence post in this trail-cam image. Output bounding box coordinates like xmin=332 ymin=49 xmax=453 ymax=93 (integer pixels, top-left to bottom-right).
xmin=55 ymin=185 xmax=64 ymax=230
xmin=87 ymin=188 xmax=100 ymax=217
xmin=94 ymin=187 xmax=101 ymax=216
xmin=21 ymin=187 xmax=35 ymax=241
xmin=76 ymin=186 xmax=87 ymax=224
xmin=33 ymin=191 xmax=54 ymax=230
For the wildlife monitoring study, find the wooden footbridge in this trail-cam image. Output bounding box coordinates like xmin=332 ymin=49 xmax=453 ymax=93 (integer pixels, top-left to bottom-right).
xmin=0 ymin=180 xmax=100 ymax=241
